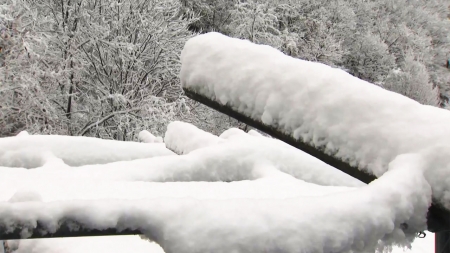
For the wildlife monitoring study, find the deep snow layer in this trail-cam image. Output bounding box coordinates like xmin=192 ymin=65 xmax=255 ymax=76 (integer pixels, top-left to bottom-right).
xmin=0 ymin=124 xmax=435 ymax=253
xmin=0 ymin=155 xmax=430 ymax=253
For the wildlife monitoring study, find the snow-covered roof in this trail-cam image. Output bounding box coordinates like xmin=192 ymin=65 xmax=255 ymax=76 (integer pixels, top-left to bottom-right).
xmin=0 ymin=33 xmax=441 ymax=252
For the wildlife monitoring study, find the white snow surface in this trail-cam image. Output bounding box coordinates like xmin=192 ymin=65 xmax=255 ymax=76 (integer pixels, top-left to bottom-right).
xmin=180 ymin=32 xmax=450 ymax=209
xmin=164 ymin=121 xmax=224 ymax=154
xmin=138 ymin=130 xmax=164 ymax=143
xmin=0 ymin=158 xmax=430 ymax=253
xmin=218 ymin=128 xmax=364 ymax=186
xmin=0 ymin=122 xmax=436 ymax=253
xmin=0 ymin=135 xmax=174 ymax=168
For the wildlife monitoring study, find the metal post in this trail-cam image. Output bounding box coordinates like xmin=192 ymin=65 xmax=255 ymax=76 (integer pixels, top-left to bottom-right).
xmin=436 ymin=232 xmax=450 ymax=253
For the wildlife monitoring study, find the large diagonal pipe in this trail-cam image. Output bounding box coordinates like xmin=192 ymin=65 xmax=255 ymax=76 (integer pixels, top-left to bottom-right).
xmin=183 ymin=88 xmax=450 ymax=233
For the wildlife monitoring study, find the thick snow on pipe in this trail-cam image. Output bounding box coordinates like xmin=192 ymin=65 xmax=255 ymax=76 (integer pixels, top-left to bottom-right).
xmin=180 ymin=32 xmax=450 ymax=232
xmin=0 ymin=135 xmax=174 ymax=169
xmin=183 ymin=87 xmax=450 ymax=232
xmin=183 ymin=88 xmax=376 ymax=184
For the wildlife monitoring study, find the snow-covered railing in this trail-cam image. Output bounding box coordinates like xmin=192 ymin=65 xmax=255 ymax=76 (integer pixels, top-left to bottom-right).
xmin=180 ymin=32 xmax=450 ymax=233
xmin=183 ymin=88 xmax=450 ymax=233
xmin=0 ymin=133 xmax=174 ymax=168
xmin=183 ymin=88 xmax=376 ymax=184
xmin=0 ymin=123 xmax=437 ymax=252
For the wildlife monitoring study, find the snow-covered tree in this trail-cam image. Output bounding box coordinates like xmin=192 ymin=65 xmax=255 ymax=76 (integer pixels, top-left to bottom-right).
xmin=227 ymin=1 xmax=283 ymax=48
xmin=179 ymin=0 xmax=235 ymax=34
xmin=2 ymin=0 xmax=195 ymax=139
xmin=345 ymin=0 xmax=449 ymax=105
xmin=0 ymin=0 xmax=57 ymax=137
xmin=344 ymin=32 xmax=396 ymax=83
xmin=383 ymin=54 xmax=440 ymax=106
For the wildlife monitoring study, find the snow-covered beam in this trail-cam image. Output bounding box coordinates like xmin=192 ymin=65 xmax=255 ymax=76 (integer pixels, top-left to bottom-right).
xmin=183 ymin=88 xmax=377 ymax=184
xmin=180 ymin=32 xmax=450 ymax=232
xmin=0 ymin=134 xmax=174 ymax=168
xmin=183 ymin=87 xmax=450 ymax=233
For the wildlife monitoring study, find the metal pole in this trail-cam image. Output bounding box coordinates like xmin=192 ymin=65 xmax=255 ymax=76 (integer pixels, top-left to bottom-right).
xmin=0 ymin=219 xmax=141 ymax=240
xmin=436 ymin=232 xmax=450 ymax=253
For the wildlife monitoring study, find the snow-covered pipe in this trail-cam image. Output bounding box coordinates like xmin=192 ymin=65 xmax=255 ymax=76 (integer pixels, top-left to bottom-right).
xmin=180 ymin=32 xmax=450 ymax=232
xmin=0 ymin=135 xmax=174 ymax=168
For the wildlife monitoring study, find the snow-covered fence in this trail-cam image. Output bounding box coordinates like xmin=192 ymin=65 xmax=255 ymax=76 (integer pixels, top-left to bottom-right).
xmin=181 ymin=32 xmax=450 ymax=233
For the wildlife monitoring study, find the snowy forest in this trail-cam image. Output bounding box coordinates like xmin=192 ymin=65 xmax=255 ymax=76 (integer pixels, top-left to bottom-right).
xmin=1 ymin=0 xmax=450 ymax=139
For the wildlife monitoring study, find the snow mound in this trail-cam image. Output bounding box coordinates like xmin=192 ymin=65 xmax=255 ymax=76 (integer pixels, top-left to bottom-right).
xmin=138 ymin=130 xmax=163 ymax=143
xmin=248 ymin=129 xmax=264 ymax=137
xmin=164 ymin=121 xmax=224 ymax=154
xmin=16 ymin=131 xmax=29 ymax=137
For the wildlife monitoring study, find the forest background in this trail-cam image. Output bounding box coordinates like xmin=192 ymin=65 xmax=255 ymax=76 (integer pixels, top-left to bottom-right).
xmin=1 ymin=0 xmax=449 ymax=140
